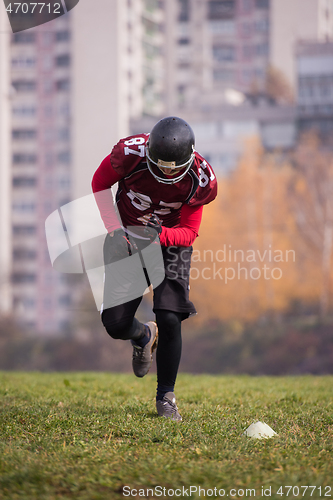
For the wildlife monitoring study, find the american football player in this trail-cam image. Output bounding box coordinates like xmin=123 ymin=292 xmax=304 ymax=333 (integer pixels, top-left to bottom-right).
xmin=92 ymin=116 xmax=217 ymax=421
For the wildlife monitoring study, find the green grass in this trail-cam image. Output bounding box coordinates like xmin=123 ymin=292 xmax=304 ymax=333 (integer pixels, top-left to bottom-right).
xmin=0 ymin=373 xmax=332 ymax=499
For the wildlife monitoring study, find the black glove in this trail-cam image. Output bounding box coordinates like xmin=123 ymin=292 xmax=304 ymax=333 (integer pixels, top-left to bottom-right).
xmin=144 ymin=214 xmax=162 ymax=241
xmin=105 ymin=228 xmax=138 ymax=263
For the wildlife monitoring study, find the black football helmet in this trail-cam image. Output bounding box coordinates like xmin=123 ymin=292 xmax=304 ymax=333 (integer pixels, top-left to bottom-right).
xmin=146 ymin=116 xmax=195 ymax=184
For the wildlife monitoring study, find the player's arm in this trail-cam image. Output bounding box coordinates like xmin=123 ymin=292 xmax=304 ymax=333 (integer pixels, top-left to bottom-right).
xmin=91 ymin=154 xmax=123 ymax=233
xmin=157 ymin=204 xmax=204 ymax=247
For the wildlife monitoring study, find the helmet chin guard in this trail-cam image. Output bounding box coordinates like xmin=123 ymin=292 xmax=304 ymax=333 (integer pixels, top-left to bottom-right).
xmin=146 ymin=146 xmax=195 ymax=184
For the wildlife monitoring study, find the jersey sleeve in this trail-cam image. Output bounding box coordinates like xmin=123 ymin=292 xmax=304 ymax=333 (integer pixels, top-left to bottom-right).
xmin=91 ymin=155 xmax=123 ymax=233
xmin=159 ymin=204 xmax=203 ymax=247
xmin=110 ymin=133 xmax=149 ymax=177
xmin=187 ymin=153 xmax=218 ymax=207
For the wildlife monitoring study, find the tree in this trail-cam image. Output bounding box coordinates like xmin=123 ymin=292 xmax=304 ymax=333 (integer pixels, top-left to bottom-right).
xmin=288 ymin=132 xmax=333 ymax=317
xmin=265 ymin=65 xmax=294 ymax=104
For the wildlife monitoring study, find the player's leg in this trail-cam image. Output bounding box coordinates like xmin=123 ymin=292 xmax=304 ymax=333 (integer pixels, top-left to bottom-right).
xmin=101 ymin=233 xmax=158 ymax=377
xmin=101 ymin=297 xmax=144 ymax=341
xmin=155 ymin=309 xmax=183 ymax=421
xmin=153 ymin=246 xmax=196 ymax=421
xmin=101 ymin=300 xmax=158 ymax=378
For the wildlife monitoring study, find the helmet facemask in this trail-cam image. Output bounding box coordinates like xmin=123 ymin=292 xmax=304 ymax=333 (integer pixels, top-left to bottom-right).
xmin=146 ymin=144 xmax=195 ymax=185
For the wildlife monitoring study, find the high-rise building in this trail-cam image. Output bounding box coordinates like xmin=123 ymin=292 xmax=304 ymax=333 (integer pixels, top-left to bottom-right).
xmin=164 ymin=0 xmax=271 ymax=114
xmin=0 ymin=0 xmax=167 ymax=334
xmin=270 ymin=0 xmax=333 ymax=90
xmin=162 ymin=0 xmax=333 ymax=115
xmin=0 ymin=0 xmax=134 ymax=333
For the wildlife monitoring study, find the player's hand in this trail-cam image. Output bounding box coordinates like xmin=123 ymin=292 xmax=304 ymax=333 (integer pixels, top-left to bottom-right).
xmin=139 ymin=213 xmax=162 ymax=240
xmin=106 ymin=228 xmax=138 ymax=262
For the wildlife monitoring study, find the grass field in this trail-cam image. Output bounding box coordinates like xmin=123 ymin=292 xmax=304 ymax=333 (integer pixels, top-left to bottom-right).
xmin=0 ymin=373 xmax=332 ymax=500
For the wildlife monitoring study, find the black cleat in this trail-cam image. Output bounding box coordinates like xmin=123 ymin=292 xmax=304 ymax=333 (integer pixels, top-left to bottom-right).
xmin=132 ymin=321 xmax=158 ymax=378
xmin=156 ymin=392 xmax=182 ymax=422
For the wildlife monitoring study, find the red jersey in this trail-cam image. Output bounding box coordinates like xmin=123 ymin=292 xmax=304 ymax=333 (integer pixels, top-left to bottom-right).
xmin=92 ymin=133 xmax=218 ymax=247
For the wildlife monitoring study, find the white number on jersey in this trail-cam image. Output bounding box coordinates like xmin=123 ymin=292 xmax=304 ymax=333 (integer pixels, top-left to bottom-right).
xmin=124 ymin=137 xmax=146 ymax=158
xmin=198 ymin=160 xmax=215 ymax=188
xmin=127 ymin=190 xmax=152 ymax=211
xmin=127 ymin=190 xmax=182 ymax=216
xmin=154 ymin=201 xmax=182 ymax=216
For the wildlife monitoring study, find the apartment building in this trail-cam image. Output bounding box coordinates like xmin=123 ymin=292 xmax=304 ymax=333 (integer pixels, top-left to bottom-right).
xmin=163 ymin=0 xmax=270 ymax=114
xmin=0 ymin=1 xmax=124 ymax=333
xmin=271 ymin=0 xmax=333 ymax=90
xmin=296 ymin=40 xmax=333 ymax=139
xmin=9 ymin=15 xmax=74 ymax=333
xmin=162 ymin=0 xmax=333 ymax=115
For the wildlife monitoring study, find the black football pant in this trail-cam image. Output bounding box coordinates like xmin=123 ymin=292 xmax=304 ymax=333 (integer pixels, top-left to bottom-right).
xmin=101 ymin=299 xmax=182 ymax=390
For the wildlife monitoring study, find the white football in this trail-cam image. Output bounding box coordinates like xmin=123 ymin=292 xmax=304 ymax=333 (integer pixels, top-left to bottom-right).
xmin=244 ymin=421 xmax=277 ymax=439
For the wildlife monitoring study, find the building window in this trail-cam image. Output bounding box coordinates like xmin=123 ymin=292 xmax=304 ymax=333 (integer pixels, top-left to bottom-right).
xmin=12 ymin=273 xmax=36 ymax=284
xmin=178 ymin=37 xmax=190 ymax=45
xmin=256 ymin=0 xmax=269 ymax=8
xmin=12 ymin=33 xmax=35 ymax=44
xmin=12 ymin=202 xmax=36 ymax=213
xmin=58 ymin=128 xmax=70 ymax=141
xmin=13 ymin=177 xmax=37 ymax=188
xmin=12 ymin=129 xmax=37 ymax=140
xmin=59 ymin=176 xmax=71 ymax=189
xmin=13 ymin=154 xmax=37 ymax=164
xmin=22 ymin=297 xmax=36 ymax=309
xmin=213 ymin=69 xmax=235 ymax=82
xmin=209 ymin=19 xmax=235 ymax=35
xmin=12 ymin=81 xmax=36 ymax=92
xmin=213 ymin=44 xmax=235 ymax=62
xmin=56 ymin=31 xmax=70 ymax=42
xmin=11 ymin=57 xmax=36 ymax=69
xmin=58 ymin=151 xmax=71 ymax=164
xmin=255 ymin=43 xmax=269 ymax=56
xmin=59 ymin=295 xmax=72 ymax=306
xmin=254 ymin=18 xmax=269 ymax=32
xmin=59 ymin=102 xmax=70 ymax=117
xmin=208 ymin=1 xmax=235 ymax=20
xmin=56 ymin=54 xmax=71 ymax=67
xmin=12 ymin=106 xmax=36 ymax=117
xmin=13 ymin=248 xmax=37 ymax=260
xmin=178 ymin=0 xmax=190 ymax=21
xmin=12 ymin=225 xmax=36 ymax=236
xmin=56 ymin=79 xmax=70 ymax=91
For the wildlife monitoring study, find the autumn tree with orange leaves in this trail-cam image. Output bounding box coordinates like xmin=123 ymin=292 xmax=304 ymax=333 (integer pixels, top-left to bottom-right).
xmin=189 ymin=135 xmax=330 ymax=326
